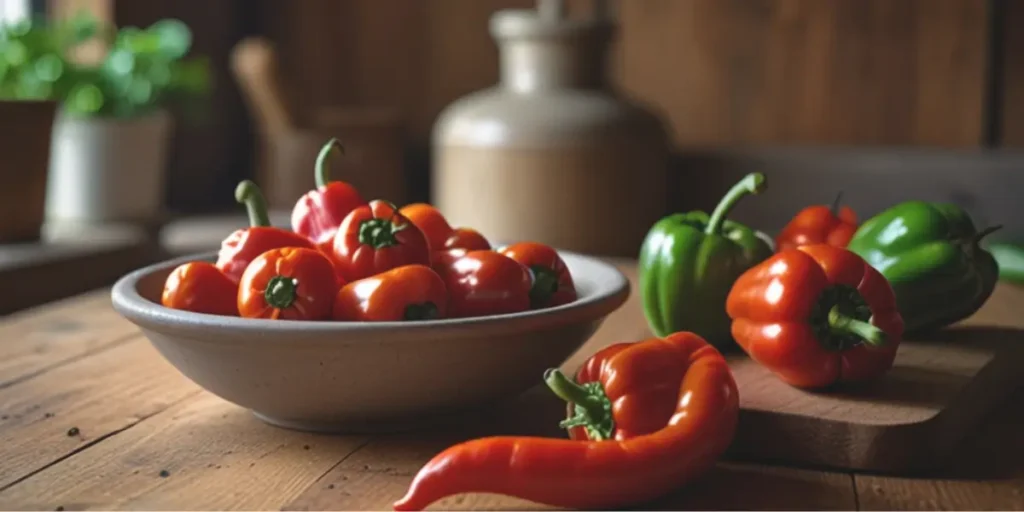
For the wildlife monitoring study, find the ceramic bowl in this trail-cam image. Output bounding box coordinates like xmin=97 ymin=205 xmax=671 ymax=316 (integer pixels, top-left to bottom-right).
xmin=111 ymin=251 xmax=630 ymax=433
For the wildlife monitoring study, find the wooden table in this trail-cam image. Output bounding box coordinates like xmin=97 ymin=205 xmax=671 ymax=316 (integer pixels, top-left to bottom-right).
xmin=1 ymin=263 xmax=1022 ymax=511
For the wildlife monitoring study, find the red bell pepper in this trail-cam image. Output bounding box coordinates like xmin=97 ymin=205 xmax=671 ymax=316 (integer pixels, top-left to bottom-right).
xmin=330 ymin=200 xmax=431 ymax=282
xmin=290 ymin=139 xmax=367 ymax=253
xmin=499 ymin=241 xmax=577 ymax=308
xmin=333 ymin=264 xmax=448 ymax=322
xmin=432 ymin=249 xmax=532 ymax=318
xmin=237 ymin=246 xmax=339 ymax=320
xmin=161 ymin=261 xmax=239 ymax=316
xmin=726 ymin=243 xmax=904 ymax=388
xmin=776 ymin=193 xmax=858 ymax=251
xmin=216 ymin=180 xmax=315 ymax=284
xmin=393 ymin=331 xmax=739 ymax=510
xmin=399 ymin=203 xmax=491 ymax=253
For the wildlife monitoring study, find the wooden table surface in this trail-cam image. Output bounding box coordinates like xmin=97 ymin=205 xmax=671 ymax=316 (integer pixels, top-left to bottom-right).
xmin=1 ymin=262 xmax=1023 ymax=511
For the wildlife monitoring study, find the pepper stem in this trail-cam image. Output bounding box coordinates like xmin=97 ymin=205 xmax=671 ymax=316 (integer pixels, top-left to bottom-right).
xmin=264 ymin=276 xmax=298 ymax=309
xmin=235 ymin=180 xmax=271 ymax=227
xmin=544 ymin=368 xmax=614 ymax=440
xmin=705 ymin=172 xmax=767 ymax=236
xmin=314 ymin=138 xmax=345 ymax=189
xmin=831 ymin=191 xmax=844 ymax=217
xmin=529 ymin=266 xmax=559 ymax=308
xmin=973 ymin=225 xmax=1003 ymax=243
xmin=403 ymin=302 xmax=439 ymax=321
xmin=828 ymin=305 xmax=886 ymax=347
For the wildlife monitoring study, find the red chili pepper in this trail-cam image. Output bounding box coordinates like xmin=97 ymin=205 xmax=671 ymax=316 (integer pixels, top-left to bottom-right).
xmin=776 ymin=193 xmax=858 ymax=251
xmin=432 ymin=250 xmax=531 ymax=318
xmin=161 ymin=261 xmax=238 ymax=316
xmin=330 ymin=200 xmax=431 ymax=282
xmin=726 ymin=244 xmax=904 ymax=388
xmin=333 ymin=264 xmax=448 ymax=322
xmin=237 ymin=247 xmax=339 ymax=320
xmin=393 ymin=332 xmax=739 ymax=510
xmin=399 ymin=203 xmax=491 ymax=252
xmin=499 ymin=241 xmax=577 ymax=308
xmin=290 ymin=139 xmax=367 ymax=254
xmin=216 ymin=180 xmax=315 ymax=284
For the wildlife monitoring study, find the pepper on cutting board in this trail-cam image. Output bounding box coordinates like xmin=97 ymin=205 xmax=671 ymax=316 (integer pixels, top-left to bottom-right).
xmin=846 ymin=201 xmax=1000 ymax=334
xmin=638 ymin=172 xmax=774 ymax=350
xmin=392 ymin=331 xmax=739 ymax=510
xmin=290 ymin=139 xmax=367 ymax=253
xmin=776 ymin=193 xmax=858 ymax=251
xmin=162 ymin=262 xmax=239 ymax=316
xmin=237 ymin=246 xmax=339 ymax=320
xmin=216 ymin=180 xmax=315 ymax=284
xmin=432 ymin=249 xmax=532 ymax=318
xmin=333 ymin=264 xmax=448 ymax=322
xmin=499 ymin=241 xmax=577 ymax=308
xmin=727 ymin=244 xmax=904 ymax=389
xmin=399 ymin=203 xmax=491 ymax=253
xmin=331 ymin=200 xmax=432 ymax=282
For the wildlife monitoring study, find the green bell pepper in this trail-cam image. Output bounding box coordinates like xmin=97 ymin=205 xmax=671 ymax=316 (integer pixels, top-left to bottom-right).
xmin=846 ymin=201 xmax=1000 ymax=334
xmin=989 ymin=242 xmax=1024 ymax=284
xmin=638 ymin=172 xmax=773 ymax=350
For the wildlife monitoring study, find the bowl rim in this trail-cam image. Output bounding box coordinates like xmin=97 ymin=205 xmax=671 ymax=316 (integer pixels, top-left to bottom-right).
xmin=111 ymin=250 xmax=631 ymax=336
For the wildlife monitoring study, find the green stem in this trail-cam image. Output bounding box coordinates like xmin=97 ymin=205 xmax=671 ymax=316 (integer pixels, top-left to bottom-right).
xmin=235 ymin=180 xmax=271 ymax=227
xmin=704 ymin=172 xmax=767 ymax=236
xmin=264 ymin=276 xmax=298 ymax=309
xmin=974 ymin=225 xmax=1003 ymax=244
xmin=544 ymin=369 xmax=602 ymax=417
xmin=314 ymin=138 xmax=345 ymax=189
xmin=529 ymin=266 xmax=559 ymax=308
xmin=831 ymin=191 xmax=844 ymax=217
xmin=828 ymin=305 xmax=886 ymax=347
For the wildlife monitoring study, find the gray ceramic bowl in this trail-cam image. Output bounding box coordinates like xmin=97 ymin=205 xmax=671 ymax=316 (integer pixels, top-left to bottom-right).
xmin=111 ymin=250 xmax=630 ymax=433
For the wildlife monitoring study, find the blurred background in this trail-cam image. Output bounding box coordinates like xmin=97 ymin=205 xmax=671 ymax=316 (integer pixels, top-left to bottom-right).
xmin=1 ymin=0 xmax=1022 ymax=311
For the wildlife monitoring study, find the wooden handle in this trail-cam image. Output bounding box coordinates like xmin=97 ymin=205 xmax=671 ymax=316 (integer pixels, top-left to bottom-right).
xmin=230 ymin=37 xmax=297 ymax=133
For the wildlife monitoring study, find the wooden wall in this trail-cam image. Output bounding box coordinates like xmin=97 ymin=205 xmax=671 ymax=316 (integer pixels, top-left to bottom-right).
xmin=54 ymin=0 xmax=1018 ymax=212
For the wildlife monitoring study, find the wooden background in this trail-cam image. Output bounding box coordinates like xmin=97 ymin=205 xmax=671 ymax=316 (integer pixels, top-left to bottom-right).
xmin=51 ymin=0 xmax=1019 ymax=213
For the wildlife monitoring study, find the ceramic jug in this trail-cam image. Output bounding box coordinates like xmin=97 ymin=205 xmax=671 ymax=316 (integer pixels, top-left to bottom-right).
xmin=431 ymin=0 xmax=669 ymax=256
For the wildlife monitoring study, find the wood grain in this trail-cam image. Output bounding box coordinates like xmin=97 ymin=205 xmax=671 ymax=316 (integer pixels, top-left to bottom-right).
xmin=0 ymin=338 xmax=199 ymax=490
xmin=0 ymin=393 xmax=369 ymax=511
xmin=616 ymin=0 xmax=987 ymax=148
xmin=0 ymin=291 xmax=135 ymax=388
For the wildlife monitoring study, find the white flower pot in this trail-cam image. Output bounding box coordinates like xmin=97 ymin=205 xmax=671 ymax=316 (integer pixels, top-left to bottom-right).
xmin=45 ymin=110 xmax=173 ymax=224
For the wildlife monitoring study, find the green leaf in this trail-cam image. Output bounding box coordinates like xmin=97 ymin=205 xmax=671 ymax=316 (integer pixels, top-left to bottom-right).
xmin=4 ymin=40 xmax=27 ymax=66
xmin=34 ymin=53 xmax=64 ymax=82
xmin=106 ymin=48 xmax=135 ymax=75
xmin=67 ymin=10 xmax=99 ymax=44
xmin=66 ymin=83 xmax=104 ymax=114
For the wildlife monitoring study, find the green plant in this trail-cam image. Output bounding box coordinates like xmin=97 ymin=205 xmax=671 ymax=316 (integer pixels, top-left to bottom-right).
xmin=0 ymin=12 xmax=210 ymax=118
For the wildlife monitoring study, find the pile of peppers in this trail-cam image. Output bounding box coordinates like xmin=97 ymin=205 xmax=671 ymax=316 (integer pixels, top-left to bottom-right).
xmin=391 ymin=174 xmax=1010 ymax=510
xmin=161 ymin=139 xmax=579 ymax=322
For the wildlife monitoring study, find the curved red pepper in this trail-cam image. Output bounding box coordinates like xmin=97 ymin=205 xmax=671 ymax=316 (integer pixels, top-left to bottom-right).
xmin=776 ymin=193 xmax=858 ymax=251
xmin=330 ymin=200 xmax=431 ymax=282
xmin=216 ymin=180 xmax=315 ymax=284
xmin=161 ymin=261 xmax=238 ymax=316
xmin=726 ymin=244 xmax=904 ymax=388
xmin=290 ymin=139 xmax=367 ymax=254
xmin=393 ymin=332 xmax=739 ymax=510
xmin=499 ymin=241 xmax=577 ymax=308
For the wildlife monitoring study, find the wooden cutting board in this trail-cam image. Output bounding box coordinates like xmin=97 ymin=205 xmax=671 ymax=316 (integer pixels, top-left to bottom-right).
xmin=724 ymin=282 xmax=1024 ymax=473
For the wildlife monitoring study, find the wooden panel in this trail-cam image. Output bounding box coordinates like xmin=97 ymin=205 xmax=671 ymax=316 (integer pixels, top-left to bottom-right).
xmin=616 ymin=0 xmax=988 ymax=148
xmin=997 ymin=0 xmax=1024 ymax=146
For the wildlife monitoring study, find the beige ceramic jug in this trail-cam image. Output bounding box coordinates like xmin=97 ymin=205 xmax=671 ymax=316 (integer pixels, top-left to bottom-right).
xmin=431 ymin=0 xmax=670 ymax=257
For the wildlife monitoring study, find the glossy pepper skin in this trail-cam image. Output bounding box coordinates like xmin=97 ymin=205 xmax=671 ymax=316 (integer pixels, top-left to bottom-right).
xmin=776 ymin=193 xmax=858 ymax=251
xmin=399 ymin=203 xmax=491 ymax=253
xmin=331 ymin=200 xmax=431 ymax=282
xmin=499 ymin=242 xmax=577 ymax=308
xmin=726 ymin=244 xmax=904 ymax=389
xmin=290 ymin=139 xmax=367 ymax=254
xmin=237 ymin=247 xmax=339 ymax=320
xmin=432 ymin=250 xmax=531 ymax=318
xmin=393 ymin=332 xmax=739 ymax=510
xmin=162 ymin=262 xmax=239 ymax=316
xmin=846 ymin=201 xmax=1000 ymax=334
xmin=638 ymin=172 xmax=774 ymax=349
xmin=333 ymin=264 xmax=448 ymax=321
xmin=217 ymin=180 xmax=315 ymax=284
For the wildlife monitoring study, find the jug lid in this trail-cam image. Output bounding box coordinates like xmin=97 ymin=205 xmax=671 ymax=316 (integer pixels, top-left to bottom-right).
xmin=490 ymin=0 xmax=615 ymax=41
